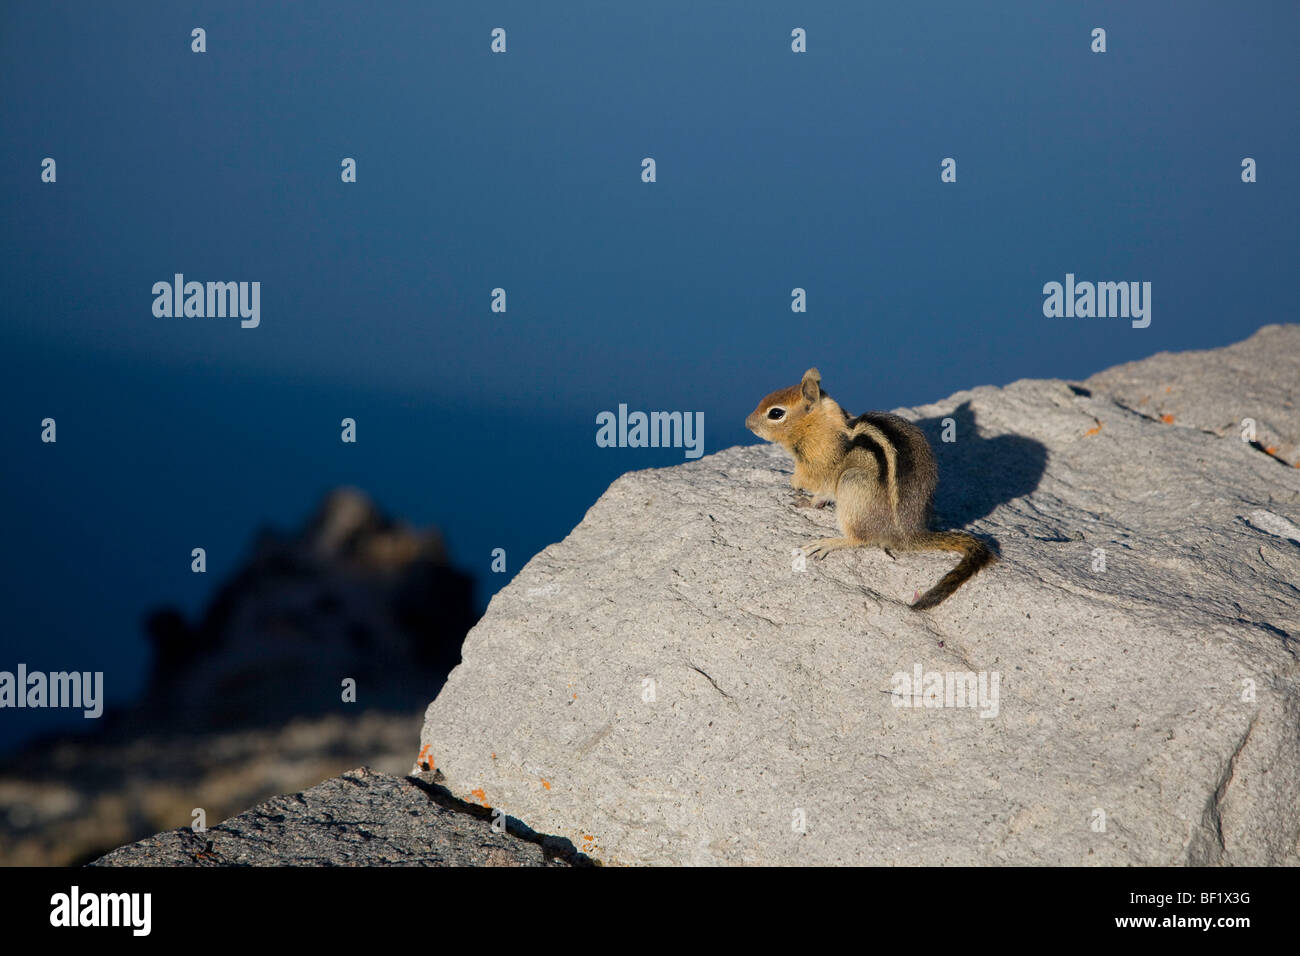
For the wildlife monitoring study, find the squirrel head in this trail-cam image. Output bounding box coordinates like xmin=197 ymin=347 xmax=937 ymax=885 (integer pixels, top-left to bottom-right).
xmin=746 ymin=368 xmax=823 ymax=446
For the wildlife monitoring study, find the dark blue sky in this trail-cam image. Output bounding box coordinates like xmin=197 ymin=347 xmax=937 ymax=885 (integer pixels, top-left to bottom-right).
xmin=2 ymin=1 xmax=1296 ymax=748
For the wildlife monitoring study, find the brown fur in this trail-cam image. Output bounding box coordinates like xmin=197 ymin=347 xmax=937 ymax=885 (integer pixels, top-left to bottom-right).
xmin=746 ymin=368 xmax=994 ymax=610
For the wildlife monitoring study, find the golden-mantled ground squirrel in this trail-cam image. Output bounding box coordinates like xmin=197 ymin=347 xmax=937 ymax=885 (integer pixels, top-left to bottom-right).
xmin=746 ymin=368 xmax=994 ymax=610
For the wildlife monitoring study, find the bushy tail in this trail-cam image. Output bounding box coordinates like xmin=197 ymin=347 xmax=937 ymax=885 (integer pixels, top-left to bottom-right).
xmin=910 ymin=531 xmax=995 ymax=611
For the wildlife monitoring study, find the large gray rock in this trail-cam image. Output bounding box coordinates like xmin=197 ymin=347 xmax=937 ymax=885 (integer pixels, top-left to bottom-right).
xmin=417 ymin=325 xmax=1300 ymax=866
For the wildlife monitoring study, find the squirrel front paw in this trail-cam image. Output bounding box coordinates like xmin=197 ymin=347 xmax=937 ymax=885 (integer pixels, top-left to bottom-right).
xmin=793 ymin=494 xmax=833 ymax=509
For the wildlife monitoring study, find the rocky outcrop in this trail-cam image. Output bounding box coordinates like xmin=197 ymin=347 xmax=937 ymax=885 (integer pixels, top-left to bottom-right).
xmin=92 ymin=767 xmax=586 ymax=867
xmin=139 ymin=486 xmax=475 ymax=727
xmin=0 ymin=489 xmax=474 ymax=866
xmin=416 ymin=325 xmax=1300 ymax=865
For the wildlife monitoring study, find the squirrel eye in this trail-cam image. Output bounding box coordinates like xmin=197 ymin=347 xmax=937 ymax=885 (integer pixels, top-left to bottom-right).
xmin=767 ymin=407 xmax=785 ymax=421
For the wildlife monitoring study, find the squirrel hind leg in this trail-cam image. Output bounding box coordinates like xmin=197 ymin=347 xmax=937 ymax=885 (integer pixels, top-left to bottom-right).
xmin=834 ymin=468 xmax=894 ymax=543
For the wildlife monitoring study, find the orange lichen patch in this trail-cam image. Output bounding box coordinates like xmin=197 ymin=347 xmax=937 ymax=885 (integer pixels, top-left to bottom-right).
xmin=491 ymin=752 xmax=497 ymax=760
xmin=470 ymin=787 xmax=489 ymax=806
xmin=1265 ymin=446 xmax=1278 ymax=455
xmin=582 ymin=835 xmax=594 ymax=843
xmin=1083 ymin=424 xmax=1102 ymax=437
xmin=541 ymin=779 xmax=551 ymax=791
xmin=572 ymin=693 xmax=578 ymax=700
xmin=1165 ymin=386 xmax=1172 ymax=393
xmin=1161 ymin=414 xmax=1175 ymax=424
xmin=416 ymin=745 xmax=434 ymax=772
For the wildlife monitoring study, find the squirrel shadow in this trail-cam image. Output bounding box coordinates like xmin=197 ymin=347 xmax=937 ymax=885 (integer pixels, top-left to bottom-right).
xmin=912 ymin=400 xmax=1048 ymax=533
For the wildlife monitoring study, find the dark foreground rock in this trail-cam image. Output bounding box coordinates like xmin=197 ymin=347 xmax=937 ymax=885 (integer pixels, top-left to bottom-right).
xmin=0 ymin=713 xmax=422 ymax=866
xmin=92 ymin=767 xmax=587 ymax=867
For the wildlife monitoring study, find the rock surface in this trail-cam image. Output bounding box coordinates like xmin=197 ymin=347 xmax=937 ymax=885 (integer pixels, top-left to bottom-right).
xmin=92 ymin=767 xmax=581 ymax=867
xmin=417 ymin=325 xmax=1300 ymax=866
xmin=1086 ymin=324 xmax=1299 ymax=465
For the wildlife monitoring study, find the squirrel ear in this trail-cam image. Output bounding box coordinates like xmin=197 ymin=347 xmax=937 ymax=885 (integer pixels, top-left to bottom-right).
xmin=801 ymin=368 xmax=822 ymax=403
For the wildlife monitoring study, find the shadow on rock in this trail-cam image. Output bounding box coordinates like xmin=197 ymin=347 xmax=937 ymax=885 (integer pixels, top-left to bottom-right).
xmin=915 ymin=400 xmax=1049 ymax=532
